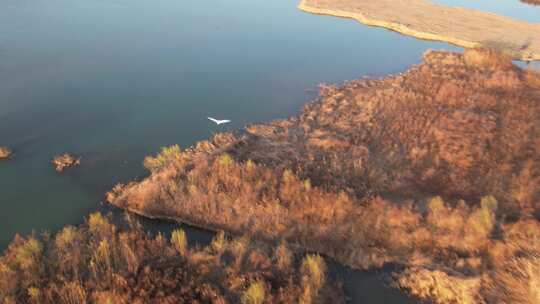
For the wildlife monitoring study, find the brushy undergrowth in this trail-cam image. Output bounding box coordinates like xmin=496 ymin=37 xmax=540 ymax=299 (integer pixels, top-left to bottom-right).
xmin=0 ymin=213 xmax=343 ymax=304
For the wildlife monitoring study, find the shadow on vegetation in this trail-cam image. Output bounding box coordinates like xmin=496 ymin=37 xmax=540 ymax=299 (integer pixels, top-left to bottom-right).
xmin=0 ymin=213 xmax=344 ymax=303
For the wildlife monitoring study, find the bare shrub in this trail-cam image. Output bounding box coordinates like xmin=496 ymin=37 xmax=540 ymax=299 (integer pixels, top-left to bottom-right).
xmin=143 ymin=144 xmax=182 ymax=172
xmin=241 ymin=280 xmax=266 ymax=304
xmin=171 ymin=228 xmax=188 ymax=256
xmin=300 ymin=254 xmax=327 ymax=303
xmin=274 ymin=242 xmax=293 ymax=271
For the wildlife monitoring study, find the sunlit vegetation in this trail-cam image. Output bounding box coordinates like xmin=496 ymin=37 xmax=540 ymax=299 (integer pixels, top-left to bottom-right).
xmin=399 ymin=219 xmax=540 ymax=304
xmin=110 ymin=151 xmax=540 ymax=302
xmin=463 ymin=48 xmax=513 ymax=69
xmin=108 ymin=49 xmax=540 ymax=303
xmin=0 ymin=213 xmax=344 ymax=303
xmin=0 ymin=147 xmax=12 ymax=159
xmin=143 ymin=145 xmax=182 ymax=173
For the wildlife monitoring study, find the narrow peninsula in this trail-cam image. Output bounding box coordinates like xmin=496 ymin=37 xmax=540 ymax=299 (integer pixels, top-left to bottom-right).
xmin=298 ymin=0 xmax=540 ymax=60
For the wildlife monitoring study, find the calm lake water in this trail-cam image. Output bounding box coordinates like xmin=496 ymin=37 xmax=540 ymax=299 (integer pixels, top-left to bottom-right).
xmin=7 ymin=0 xmax=526 ymax=302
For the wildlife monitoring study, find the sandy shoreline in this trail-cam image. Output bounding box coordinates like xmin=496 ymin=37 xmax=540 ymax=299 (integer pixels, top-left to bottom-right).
xmin=298 ymin=0 xmax=540 ymax=60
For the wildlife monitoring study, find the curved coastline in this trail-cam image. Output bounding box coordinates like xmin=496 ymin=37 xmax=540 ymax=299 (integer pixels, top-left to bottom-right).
xmin=298 ymin=0 xmax=540 ymax=60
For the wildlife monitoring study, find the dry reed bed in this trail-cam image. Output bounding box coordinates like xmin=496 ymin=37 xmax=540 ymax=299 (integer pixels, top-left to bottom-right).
xmin=107 ymin=49 xmax=540 ymax=303
xmin=0 ymin=213 xmax=343 ymax=304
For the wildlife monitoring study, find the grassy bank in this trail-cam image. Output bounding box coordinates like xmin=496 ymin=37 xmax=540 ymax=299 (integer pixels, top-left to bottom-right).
xmin=108 ymin=49 xmax=540 ymax=303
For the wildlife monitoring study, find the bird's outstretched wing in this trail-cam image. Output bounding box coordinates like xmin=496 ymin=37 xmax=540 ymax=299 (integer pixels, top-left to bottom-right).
xmin=207 ymin=117 xmax=220 ymax=124
xmin=207 ymin=117 xmax=231 ymax=124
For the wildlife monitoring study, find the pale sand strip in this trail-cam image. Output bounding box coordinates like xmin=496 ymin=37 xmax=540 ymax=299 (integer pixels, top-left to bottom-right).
xmin=298 ymin=0 xmax=540 ymax=60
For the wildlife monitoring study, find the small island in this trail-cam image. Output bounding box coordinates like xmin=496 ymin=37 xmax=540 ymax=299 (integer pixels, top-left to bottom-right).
xmin=0 ymin=147 xmax=12 ymax=160
xmin=52 ymin=153 xmax=81 ymax=172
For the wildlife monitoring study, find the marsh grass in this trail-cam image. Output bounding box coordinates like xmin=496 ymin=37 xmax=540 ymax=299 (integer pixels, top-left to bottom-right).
xmin=0 ymin=213 xmax=343 ymax=304
xmin=464 ymin=48 xmax=513 ymax=69
xmin=171 ymin=228 xmax=188 ymax=256
xmin=143 ymin=144 xmax=182 ymax=173
xmin=107 ymin=50 xmax=540 ymax=304
xmin=241 ymin=281 xmax=266 ymax=304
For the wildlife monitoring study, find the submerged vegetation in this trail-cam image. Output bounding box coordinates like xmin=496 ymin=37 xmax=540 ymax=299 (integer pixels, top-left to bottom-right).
xmin=0 ymin=147 xmax=12 ymax=160
xmin=52 ymin=153 xmax=81 ymax=172
xmin=108 ymin=49 xmax=540 ymax=303
xmin=0 ymin=213 xmax=344 ymax=303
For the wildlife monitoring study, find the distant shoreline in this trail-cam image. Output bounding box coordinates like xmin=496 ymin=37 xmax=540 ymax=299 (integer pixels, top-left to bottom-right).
xmin=298 ymin=0 xmax=540 ymax=60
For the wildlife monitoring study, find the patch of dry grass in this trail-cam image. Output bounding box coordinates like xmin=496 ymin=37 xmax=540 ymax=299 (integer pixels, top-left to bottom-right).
xmin=397 ymin=268 xmax=481 ymax=304
xmin=463 ymin=48 xmax=513 ymax=69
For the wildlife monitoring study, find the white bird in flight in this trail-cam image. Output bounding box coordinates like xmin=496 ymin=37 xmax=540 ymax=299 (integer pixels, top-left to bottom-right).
xmin=207 ymin=117 xmax=231 ymax=125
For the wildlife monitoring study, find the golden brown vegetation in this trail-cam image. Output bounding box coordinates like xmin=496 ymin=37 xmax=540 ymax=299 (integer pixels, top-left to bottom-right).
xmin=111 ymin=153 xmax=540 ymax=302
xmin=107 ymin=49 xmax=540 ymax=303
xmin=0 ymin=213 xmax=343 ymax=304
xmin=52 ymin=153 xmax=81 ymax=172
xmin=299 ymin=0 xmax=540 ymax=60
xmin=0 ymin=147 xmax=12 ymax=160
